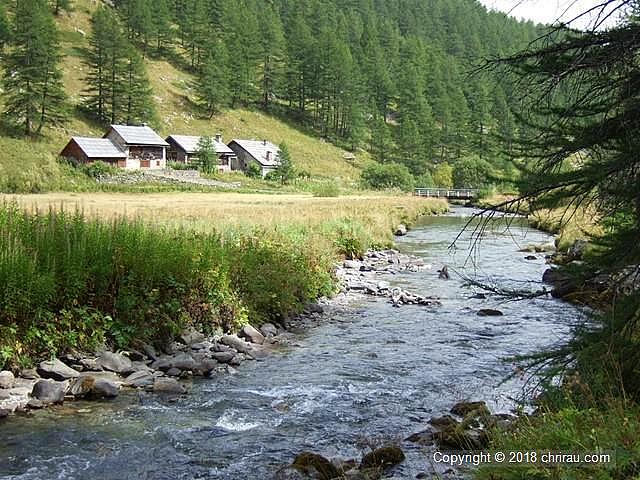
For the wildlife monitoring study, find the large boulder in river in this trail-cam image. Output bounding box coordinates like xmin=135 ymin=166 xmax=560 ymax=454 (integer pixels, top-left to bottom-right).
xmin=477 ymin=309 xmax=503 ymax=317
xmin=37 ymin=359 xmax=80 ymax=381
xmin=0 ymin=371 xmax=15 ymax=389
xmin=152 ymin=377 xmax=187 ymax=394
xmin=31 ymin=379 xmax=66 ymax=405
xmin=124 ymin=370 xmax=155 ymax=388
xmin=91 ymin=378 xmax=119 ymax=398
xmin=96 ymin=352 xmax=134 ymax=374
xmin=170 ymin=352 xmax=197 ymax=371
xmin=450 ymin=401 xmax=491 ymax=417
xmin=241 ymin=325 xmax=265 ymax=345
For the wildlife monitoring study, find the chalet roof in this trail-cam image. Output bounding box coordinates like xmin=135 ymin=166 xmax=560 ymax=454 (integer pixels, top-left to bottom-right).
xmin=230 ymin=139 xmax=280 ymax=166
xmin=167 ymin=135 xmax=234 ymax=155
xmin=109 ymin=125 xmax=169 ymax=146
xmin=70 ymin=137 xmax=126 ymax=159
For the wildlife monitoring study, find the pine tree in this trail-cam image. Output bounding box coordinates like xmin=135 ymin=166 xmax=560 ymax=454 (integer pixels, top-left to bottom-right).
xmin=195 ymin=40 xmax=230 ymax=119
xmin=0 ymin=4 xmax=10 ymax=51
xmin=272 ymin=143 xmax=295 ymax=184
xmin=195 ymin=136 xmax=217 ymax=173
xmin=3 ymin=0 xmax=67 ymax=136
xmin=258 ymin=5 xmax=285 ymax=109
xmin=122 ymin=46 xmax=155 ymax=125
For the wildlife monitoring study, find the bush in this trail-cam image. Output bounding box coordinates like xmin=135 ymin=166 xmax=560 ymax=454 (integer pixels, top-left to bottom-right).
xmin=82 ymin=161 xmax=118 ymax=179
xmin=452 ymin=156 xmax=494 ymax=188
xmin=432 ymin=163 xmax=454 ymax=189
xmin=168 ymin=161 xmax=192 ymax=171
xmin=414 ymin=171 xmax=435 ymax=188
xmin=245 ymin=162 xmax=262 ymax=178
xmin=361 ymin=162 xmax=414 ymax=191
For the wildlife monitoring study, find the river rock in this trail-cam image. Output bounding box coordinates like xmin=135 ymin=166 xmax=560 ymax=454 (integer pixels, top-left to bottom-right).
xmin=343 ymin=260 xmax=361 ymax=269
xmin=0 ymin=371 xmax=14 ymax=389
xmin=78 ymin=357 xmax=102 ymax=371
xmin=31 ymin=379 xmax=66 ymax=405
xmin=91 ymin=378 xmax=119 ymax=398
xmin=37 ymin=359 xmax=80 ymax=381
xmin=360 ymin=446 xmax=405 ymax=470
xmin=524 ymin=255 xmax=537 ymax=261
xmin=97 ymin=352 xmax=134 ymax=374
xmin=190 ymin=341 xmax=213 ymax=351
xmin=20 ymin=368 xmax=39 ymax=380
xmin=124 ymin=370 xmax=155 ymax=388
xmin=211 ymin=351 xmax=235 ymax=364
xmin=291 ymin=452 xmax=341 ymax=479
xmin=0 ymin=408 xmax=9 ymax=419
xmin=170 ymin=352 xmax=197 ymax=371
xmin=394 ymin=224 xmax=408 ymax=236
xmin=140 ymin=342 xmax=158 ymax=361
xmin=241 ymin=325 xmax=265 ymax=345
xmin=477 ymin=309 xmax=503 ymax=317
xmin=220 ymin=334 xmax=252 ymax=354
xmin=260 ymin=323 xmax=278 ymax=338
xmin=166 ymin=367 xmax=182 ymax=377
xmin=152 ymin=377 xmax=187 ymax=394
xmin=180 ymin=327 xmax=206 ymax=346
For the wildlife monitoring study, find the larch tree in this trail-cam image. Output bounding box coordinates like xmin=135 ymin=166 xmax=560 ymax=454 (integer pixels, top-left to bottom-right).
xmin=2 ymin=0 xmax=67 ymax=136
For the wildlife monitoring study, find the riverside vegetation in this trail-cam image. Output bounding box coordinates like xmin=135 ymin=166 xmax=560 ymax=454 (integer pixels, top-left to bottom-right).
xmin=0 ymin=196 xmax=447 ymax=370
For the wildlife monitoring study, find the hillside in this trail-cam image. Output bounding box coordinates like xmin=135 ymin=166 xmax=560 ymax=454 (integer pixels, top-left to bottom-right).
xmin=0 ymin=0 xmax=365 ymax=193
xmin=0 ymin=0 xmax=541 ymax=193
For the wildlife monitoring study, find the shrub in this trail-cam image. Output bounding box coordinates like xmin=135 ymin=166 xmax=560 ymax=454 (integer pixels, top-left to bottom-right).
xmin=168 ymin=161 xmax=192 ymax=170
xmin=361 ymin=162 xmax=414 ymax=191
xmin=82 ymin=161 xmax=118 ymax=179
xmin=432 ymin=163 xmax=454 ymax=188
xmin=414 ymin=171 xmax=435 ymax=188
xmin=245 ymin=162 xmax=262 ymax=178
xmin=452 ymin=155 xmax=494 ymax=188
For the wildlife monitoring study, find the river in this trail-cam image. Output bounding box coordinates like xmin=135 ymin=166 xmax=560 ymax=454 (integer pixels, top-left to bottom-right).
xmin=0 ymin=208 xmax=584 ymax=479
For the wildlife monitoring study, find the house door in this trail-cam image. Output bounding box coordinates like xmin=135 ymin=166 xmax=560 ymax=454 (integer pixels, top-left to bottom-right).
xmin=140 ymin=159 xmax=150 ymax=168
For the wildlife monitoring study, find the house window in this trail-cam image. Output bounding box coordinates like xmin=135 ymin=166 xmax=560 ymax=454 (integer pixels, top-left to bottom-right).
xmin=156 ymin=160 xmax=160 ymax=167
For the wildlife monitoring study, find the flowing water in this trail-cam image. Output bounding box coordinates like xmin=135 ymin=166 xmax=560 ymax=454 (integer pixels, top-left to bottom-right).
xmin=0 ymin=209 xmax=584 ymax=479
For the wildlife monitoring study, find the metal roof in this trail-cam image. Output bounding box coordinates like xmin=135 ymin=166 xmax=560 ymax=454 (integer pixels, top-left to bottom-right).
xmin=230 ymin=139 xmax=280 ymax=166
xmin=109 ymin=125 xmax=169 ymax=146
xmin=71 ymin=137 xmax=126 ymax=158
xmin=167 ymin=135 xmax=234 ymax=155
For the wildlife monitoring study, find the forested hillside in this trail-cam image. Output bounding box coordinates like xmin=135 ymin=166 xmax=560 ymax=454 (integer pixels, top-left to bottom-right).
xmin=0 ymin=0 xmax=541 ymax=190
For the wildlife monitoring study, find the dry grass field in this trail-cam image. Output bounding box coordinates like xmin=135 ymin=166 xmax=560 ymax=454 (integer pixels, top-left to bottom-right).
xmin=2 ymin=192 xmax=447 ymax=244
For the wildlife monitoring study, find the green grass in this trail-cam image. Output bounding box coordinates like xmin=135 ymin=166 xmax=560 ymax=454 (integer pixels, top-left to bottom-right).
xmin=0 ymin=203 xmax=336 ymax=368
xmin=476 ymin=399 xmax=640 ymax=480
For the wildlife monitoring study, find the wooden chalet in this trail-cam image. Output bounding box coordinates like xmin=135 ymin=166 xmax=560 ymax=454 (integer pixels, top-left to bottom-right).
xmin=60 ymin=137 xmax=127 ymax=166
xmin=228 ymin=139 xmax=281 ymax=177
xmin=166 ymin=133 xmax=236 ymax=172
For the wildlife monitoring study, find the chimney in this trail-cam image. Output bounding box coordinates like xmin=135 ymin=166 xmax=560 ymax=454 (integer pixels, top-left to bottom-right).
xmin=215 ymin=132 xmax=222 ymax=143
xmin=266 ymin=151 xmax=271 ymax=161
xmin=263 ymin=139 xmax=267 ymax=146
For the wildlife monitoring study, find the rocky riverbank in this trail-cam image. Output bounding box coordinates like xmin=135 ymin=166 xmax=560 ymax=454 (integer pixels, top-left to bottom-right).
xmin=0 ymin=246 xmax=434 ymax=421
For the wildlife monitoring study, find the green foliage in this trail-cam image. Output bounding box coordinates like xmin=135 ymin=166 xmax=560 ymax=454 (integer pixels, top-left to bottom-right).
xmin=361 ymin=162 xmax=414 ymax=191
xmin=452 ymin=155 xmax=494 ymax=188
xmin=168 ymin=161 xmax=192 ymax=171
xmin=195 ymin=136 xmax=217 ymax=174
xmin=82 ymin=161 xmax=117 ymax=179
xmin=195 ymin=40 xmax=230 ymax=119
xmin=244 ymin=162 xmax=262 ymax=179
xmin=325 ymin=219 xmax=371 ymax=259
xmin=432 ymin=163 xmax=454 ymax=188
xmin=0 ymin=204 xmax=336 ymax=368
xmin=270 ymin=142 xmax=295 ymax=184
xmin=414 ymin=171 xmax=435 ymax=188
xmin=83 ymin=6 xmax=155 ymax=125
xmin=2 ymin=0 xmax=68 ymax=136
